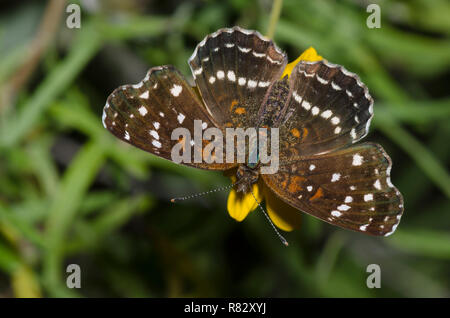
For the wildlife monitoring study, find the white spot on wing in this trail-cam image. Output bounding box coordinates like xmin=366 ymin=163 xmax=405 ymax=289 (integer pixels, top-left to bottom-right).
xmin=193 ymin=67 xmax=203 ymax=76
xmin=331 ymin=173 xmax=341 ymax=182
xmin=138 ymin=106 xmax=148 ymax=116
xmin=321 ymin=110 xmax=332 ymax=119
xmin=238 ymin=46 xmax=251 ymax=53
xmin=316 ymin=75 xmax=329 ymax=84
xmin=152 ymin=140 xmax=162 ymax=148
xmin=267 ymin=55 xmax=282 ymax=64
xmin=102 ymin=111 xmax=107 ymax=128
xmin=149 ymin=130 xmax=159 ymax=139
xmin=374 ymin=179 xmax=381 ymax=190
xmin=301 ymin=100 xmax=311 ymax=110
xmin=170 ymin=84 xmax=182 ymax=97
xmin=331 ymin=82 xmax=341 ymax=90
xmin=352 ymin=153 xmax=363 ymax=166
xmin=252 ymin=51 xmax=266 ymax=58
xmin=177 ymin=113 xmax=185 ymax=124
xmin=248 ymin=80 xmax=257 ymax=88
xmin=331 ymin=116 xmax=340 ymax=125
xmin=227 ymin=70 xmax=236 ymax=82
xmin=364 ymin=193 xmax=374 ymax=201
xmin=337 ymin=204 xmax=351 ymax=211
xmin=139 ymin=91 xmax=149 ymax=99
xmin=360 ymin=224 xmax=369 ymax=231
xmin=217 ymin=70 xmax=225 ymax=79
xmin=331 ymin=211 xmax=342 ymax=217
xmin=311 ymin=106 xmax=320 ymax=115
xmin=293 ymin=91 xmax=302 ymax=103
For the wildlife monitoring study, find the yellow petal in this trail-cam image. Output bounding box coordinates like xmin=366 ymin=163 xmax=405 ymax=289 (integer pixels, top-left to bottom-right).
xmin=264 ymin=186 xmax=302 ymax=232
xmin=227 ymin=179 xmax=263 ymax=222
xmin=281 ymin=47 xmax=323 ymax=78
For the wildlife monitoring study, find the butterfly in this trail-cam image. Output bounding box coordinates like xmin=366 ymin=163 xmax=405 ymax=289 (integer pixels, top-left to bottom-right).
xmin=102 ymin=26 xmax=403 ymax=237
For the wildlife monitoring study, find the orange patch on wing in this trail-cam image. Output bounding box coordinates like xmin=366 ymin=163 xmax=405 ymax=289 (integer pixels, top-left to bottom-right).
xmin=178 ymin=136 xmax=186 ymax=151
xmin=229 ymin=99 xmax=239 ymax=111
xmin=288 ymin=176 xmax=306 ymax=193
xmin=309 ymin=187 xmax=323 ymax=201
xmin=302 ymin=128 xmax=309 ymax=138
xmin=235 ymin=107 xmax=246 ymax=114
xmin=225 ymin=122 xmax=233 ymax=127
xmin=291 ymin=128 xmax=301 ymax=138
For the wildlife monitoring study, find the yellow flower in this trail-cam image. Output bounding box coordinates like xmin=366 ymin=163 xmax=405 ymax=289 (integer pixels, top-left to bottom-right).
xmin=226 ymin=47 xmax=323 ymax=232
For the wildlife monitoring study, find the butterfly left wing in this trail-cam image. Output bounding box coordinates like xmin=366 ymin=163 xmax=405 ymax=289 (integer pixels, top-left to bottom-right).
xmin=262 ymin=143 xmax=403 ymax=236
xmin=102 ymin=65 xmax=235 ymax=170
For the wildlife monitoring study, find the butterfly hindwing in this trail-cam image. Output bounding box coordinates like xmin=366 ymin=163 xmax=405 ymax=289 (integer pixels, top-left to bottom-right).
xmin=189 ymin=26 xmax=288 ymax=129
xmin=102 ymin=65 xmax=235 ymax=170
xmin=279 ymin=60 xmax=373 ymax=159
xmin=262 ymin=143 xmax=403 ymax=236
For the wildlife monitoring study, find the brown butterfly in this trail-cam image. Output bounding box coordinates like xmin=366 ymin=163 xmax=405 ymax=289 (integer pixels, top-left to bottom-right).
xmin=102 ymin=26 xmax=403 ymax=237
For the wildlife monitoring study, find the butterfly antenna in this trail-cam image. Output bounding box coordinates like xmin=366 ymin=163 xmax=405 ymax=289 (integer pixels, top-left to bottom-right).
xmin=249 ymin=190 xmax=289 ymax=247
xmin=170 ymin=183 xmax=235 ymax=203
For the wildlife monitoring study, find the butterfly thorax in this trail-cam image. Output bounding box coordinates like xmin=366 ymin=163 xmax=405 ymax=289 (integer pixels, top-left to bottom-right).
xmin=235 ymin=165 xmax=259 ymax=193
xmin=235 ymin=78 xmax=291 ymax=193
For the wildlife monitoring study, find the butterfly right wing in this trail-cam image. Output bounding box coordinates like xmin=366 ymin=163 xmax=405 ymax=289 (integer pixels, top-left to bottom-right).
xmin=189 ymin=26 xmax=288 ymax=129
xmin=102 ymin=65 xmax=235 ymax=170
xmin=279 ymin=60 xmax=374 ymax=159
xmin=262 ymin=143 xmax=404 ymax=236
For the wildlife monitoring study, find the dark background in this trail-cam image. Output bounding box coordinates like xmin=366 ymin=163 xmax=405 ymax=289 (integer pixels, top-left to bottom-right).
xmin=0 ymin=0 xmax=449 ymax=297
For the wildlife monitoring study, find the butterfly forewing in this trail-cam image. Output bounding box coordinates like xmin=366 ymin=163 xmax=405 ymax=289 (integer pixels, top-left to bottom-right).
xmin=279 ymin=60 xmax=373 ymax=159
xmin=189 ymin=26 xmax=287 ymax=129
xmin=262 ymin=143 xmax=403 ymax=236
xmin=102 ymin=65 xmax=235 ymax=170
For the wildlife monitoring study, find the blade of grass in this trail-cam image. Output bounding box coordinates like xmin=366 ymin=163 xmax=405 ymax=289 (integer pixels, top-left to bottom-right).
xmin=266 ymin=0 xmax=283 ymax=39
xmin=388 ymin=229 xmax=450 ymax=260
xmin=376 ymin=99 xmax=450 ymax=125
xmin=42 ymin=141 xmax=105 ymax=297
xmin=0 ymin=204 xmax=46 ymax=248
xmin=0 ymin=241 xmax=21 ymax=274
xmin=0 ymin=21 xmax=102 ymax=147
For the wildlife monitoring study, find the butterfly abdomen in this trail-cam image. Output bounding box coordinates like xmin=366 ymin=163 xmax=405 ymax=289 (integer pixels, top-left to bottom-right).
xmin=258 ymin=77 xmax=290 ymax=127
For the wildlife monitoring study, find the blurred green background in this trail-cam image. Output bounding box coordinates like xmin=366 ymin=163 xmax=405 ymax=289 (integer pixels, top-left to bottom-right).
xmin=0 ymin=0 xmax=449 ymax=298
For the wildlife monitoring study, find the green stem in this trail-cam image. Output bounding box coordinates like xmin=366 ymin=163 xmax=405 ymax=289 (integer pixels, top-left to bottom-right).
xmin=266 ymin=0 xmax=284 ymax=39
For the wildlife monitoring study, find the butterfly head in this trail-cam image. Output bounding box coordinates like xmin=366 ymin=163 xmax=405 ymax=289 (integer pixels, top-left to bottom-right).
xmin=235 ymin=164 xmax=259 ymax=193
